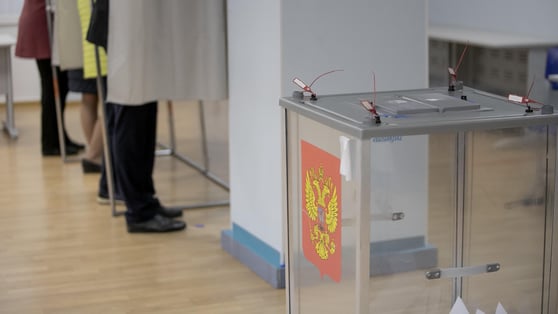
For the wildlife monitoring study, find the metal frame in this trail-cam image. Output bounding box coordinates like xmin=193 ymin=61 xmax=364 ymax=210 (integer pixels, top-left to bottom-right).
xmin=92 ymin=33 xmax=120 ymax=217
xmin=544 ymin=126 xmax=558 ymax=313
xmin=453 ymin=131 xmax=467 ymax=302
xmin=100 ymin=98 xmax=230 ymax=214
xmin=45 ymin=0 xmax=79 ymax=163
xmin=355 ymin=139 xmax=371 ymax=314
xmin=154 ymin=99 xmax=229 ymax=209
xmin=551 ymin=131 xmax=558 ymax=314
xmin=283 ymin=108 xmax=294 ymax=313
xmin=156 ymin=100 xmax=230 ymax=193
xmin=1 ymin=36 xmax=17 ymax=139
xmin=90 ymin=3 xmax=228 ymax=214
xmin=284 ymin=109 xmax=298 ymax=313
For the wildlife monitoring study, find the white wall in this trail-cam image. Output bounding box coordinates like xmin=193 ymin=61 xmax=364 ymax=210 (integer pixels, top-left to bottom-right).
xmin=1 ymin=0 xmax=39 ymax=102
xmin=282 ymin=0 xmax=428 ymax=95
xmin=228 ymin=0 xmax=283 ymax=251
xmin=228 ymin=0 xmax=428 ymax=255
xmin=429 ymin=0 xmax=558 ymax=41
xmin=0 ymin=0 xmax=22 ymax=16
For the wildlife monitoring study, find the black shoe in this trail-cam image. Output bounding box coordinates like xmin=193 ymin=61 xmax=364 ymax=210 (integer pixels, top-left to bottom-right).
xmin=66 ymin=139 xmax=86 ymax=151
xmin=42 ymin=145 xmax=80 ymax=156
xmin=156 ymin=205 xmax=184 ymax=218
xmin=127 ymin=214 xmax=186 ymax=233
xmin=82 ymin=159 xmax=102 ymax=173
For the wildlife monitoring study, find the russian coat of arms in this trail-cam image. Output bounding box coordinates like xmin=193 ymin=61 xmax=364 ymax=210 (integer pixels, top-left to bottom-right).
xmin=300 ymin=140 xmax=342 ymax=282
xmin=304 ymin=166 xmax=339 ymax=260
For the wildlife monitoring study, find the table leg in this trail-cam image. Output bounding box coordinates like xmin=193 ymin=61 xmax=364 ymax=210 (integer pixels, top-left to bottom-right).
xmin=2 ymin=48 xmax=17 ymax=139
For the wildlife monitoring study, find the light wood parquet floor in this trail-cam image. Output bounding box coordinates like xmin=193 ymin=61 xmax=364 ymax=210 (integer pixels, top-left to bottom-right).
xmin=0 ymin=101 xmax=285 ymax=314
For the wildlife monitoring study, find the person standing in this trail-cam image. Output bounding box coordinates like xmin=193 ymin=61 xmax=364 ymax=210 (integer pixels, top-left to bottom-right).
xmin=68 ymin=68 xmax=103 ymax=172
xmin=15 ymin=0 xmax=84 ymax=156
xmin=88 ymin=0 xmax=185 ymax=232
xmin=102 ymin=0 xmax=226 ymax=232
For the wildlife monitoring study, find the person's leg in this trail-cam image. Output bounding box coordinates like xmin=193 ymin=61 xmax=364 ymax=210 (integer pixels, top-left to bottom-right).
xmin=36 ymin=59 xmax=83 ymax=156
xmin=80 ymin=93 xmax=97 ymax=143
xmin=87 ymin=120 xmax=103 ymax=162
xmin=111 ymin=102 xmax=184 ymax=232
xmin=36 ymin=59 xmax=58 ymax=153
xmin=80 ymin=93 xmax=103 ymax=165
xmin=113 ymin=102 xmax=159 ymax=222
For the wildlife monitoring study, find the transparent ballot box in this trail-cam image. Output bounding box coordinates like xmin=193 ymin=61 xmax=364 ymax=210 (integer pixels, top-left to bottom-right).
xmin=280 ymin=87 xmax=558 ymax=314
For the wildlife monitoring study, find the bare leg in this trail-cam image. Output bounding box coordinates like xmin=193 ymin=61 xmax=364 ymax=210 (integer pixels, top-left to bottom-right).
xmin=86 ymin=119 xmax=103 ymax=164
xmin=80 ymin=93 xmax=98 ymax=143
xmin=80 ymin=93 xmax=102 ymax=164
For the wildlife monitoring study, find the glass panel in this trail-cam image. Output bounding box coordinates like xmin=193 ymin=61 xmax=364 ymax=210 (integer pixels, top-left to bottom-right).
xmin=287 ymin=113 xmax=552 ymax=313
xmin=463 ymin=126 xmax=547 ymax=313
xmin=547 ymin=125 xmax=558 ymax=314
xmin=289 ymin=115 xmax=358 ymax=313
xmin=368 ymin=133 xmax=456 ymax=313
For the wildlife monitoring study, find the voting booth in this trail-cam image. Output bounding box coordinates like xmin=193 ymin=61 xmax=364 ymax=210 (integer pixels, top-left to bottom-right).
xmin=281 ymin=86 xmax=558 ymax=313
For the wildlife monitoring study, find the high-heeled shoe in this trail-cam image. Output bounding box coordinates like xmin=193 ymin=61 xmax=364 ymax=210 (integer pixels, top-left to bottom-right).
xmin=66 ymin=140 xmax=86 ymax=151
xmin=82 ymin=159 xmax=102 ymax=173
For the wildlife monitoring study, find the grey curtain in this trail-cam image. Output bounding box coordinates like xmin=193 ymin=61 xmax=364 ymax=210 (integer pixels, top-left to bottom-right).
xmin=107 ymin=0 xmax=228 ymax=104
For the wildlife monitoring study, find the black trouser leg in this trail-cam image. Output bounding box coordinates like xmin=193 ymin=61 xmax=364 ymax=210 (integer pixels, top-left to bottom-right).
xmin=36 ymin=59 xmax=69 ymax=151
xmin=112 ymin=102 xmax=159 ymax=223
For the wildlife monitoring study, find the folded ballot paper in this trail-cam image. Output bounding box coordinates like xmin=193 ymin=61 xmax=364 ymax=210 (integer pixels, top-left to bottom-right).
xmin=449 ymin=297 xmax=508 ymax=314
xmin=495 ymin=303 xmax=508 ymax=314
xmin=449 ymin=297 xmax=469 ymax=314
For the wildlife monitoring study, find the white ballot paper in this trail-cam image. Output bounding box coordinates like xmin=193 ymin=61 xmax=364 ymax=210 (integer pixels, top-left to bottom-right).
xmin=450 ymin=298 xmax=508 ymax=314
xmin=339 ymin=136 xmax=352 ymax=181
xmin=450 ymin=297 xmax=469 ymax=314
xmin=495 ymin=303 xmax=508 ymax=314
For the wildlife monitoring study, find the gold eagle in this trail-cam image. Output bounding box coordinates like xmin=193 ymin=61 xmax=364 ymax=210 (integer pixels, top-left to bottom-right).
xmin=304 ymin=166 xmax=339 ymax=259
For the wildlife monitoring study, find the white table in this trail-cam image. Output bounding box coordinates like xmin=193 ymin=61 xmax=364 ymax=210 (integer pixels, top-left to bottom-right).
xmin=0 ymin=33 xmax=16 ymax=138
xmin=429 ymin=25 xmax=558 ymax=100
xmin=429 ymin=25 xmax=558 ymax=48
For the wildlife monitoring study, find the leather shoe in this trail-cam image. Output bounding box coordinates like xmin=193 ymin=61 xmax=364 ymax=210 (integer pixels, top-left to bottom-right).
xmin=156 ymin=205 xmax=183 ymax=218
xmin=127 ymin=214 xmax=186 ymax=233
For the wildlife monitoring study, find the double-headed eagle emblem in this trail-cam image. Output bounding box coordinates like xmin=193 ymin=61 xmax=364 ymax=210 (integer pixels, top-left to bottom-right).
xmin=304 ymin=166 xmax=339 ymax=260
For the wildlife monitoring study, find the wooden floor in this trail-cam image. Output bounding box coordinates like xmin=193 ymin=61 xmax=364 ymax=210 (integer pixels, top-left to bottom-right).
xmin=0 ymin=102 xmax=285 ymax=314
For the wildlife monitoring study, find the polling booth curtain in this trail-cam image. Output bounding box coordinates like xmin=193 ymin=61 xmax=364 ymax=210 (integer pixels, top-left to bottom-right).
xmin=107 ymin=0 xmax=228 ymax=105
xmin=55 ymin=0 xmax=83 ymax=70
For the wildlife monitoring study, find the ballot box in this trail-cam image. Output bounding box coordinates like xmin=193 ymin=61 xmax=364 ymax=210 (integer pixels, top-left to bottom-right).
xmin=280 ymin=86 xmax=558 ymax=314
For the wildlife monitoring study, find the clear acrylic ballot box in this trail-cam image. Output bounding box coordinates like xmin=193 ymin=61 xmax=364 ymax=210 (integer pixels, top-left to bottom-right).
xmin=280 ymin=86 xmax=558 ymax=313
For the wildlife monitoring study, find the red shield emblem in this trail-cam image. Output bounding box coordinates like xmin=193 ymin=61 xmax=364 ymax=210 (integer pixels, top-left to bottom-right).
xmin=300 ymin=140 xmax=342 ymax=282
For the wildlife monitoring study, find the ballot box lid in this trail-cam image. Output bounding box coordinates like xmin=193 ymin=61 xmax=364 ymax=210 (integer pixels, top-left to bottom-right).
xmin=279 ymin=86 xmax=558 ymax=139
